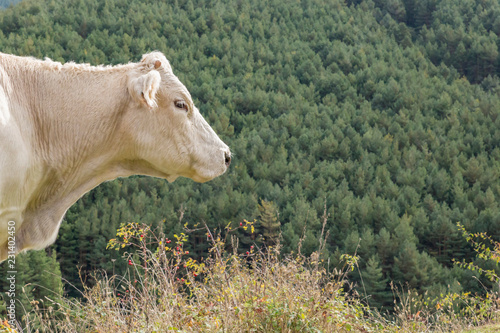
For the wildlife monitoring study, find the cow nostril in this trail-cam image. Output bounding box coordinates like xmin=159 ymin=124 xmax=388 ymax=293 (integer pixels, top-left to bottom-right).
xmin=224 ymin=151 xmax=231 ymax=167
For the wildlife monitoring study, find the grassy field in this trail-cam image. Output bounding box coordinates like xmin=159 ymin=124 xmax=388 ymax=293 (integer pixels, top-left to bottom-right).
xmin=0 ymin=222 xmax=494 ymax=332
xmin=465 ymin=324 xmax=500 ymax=333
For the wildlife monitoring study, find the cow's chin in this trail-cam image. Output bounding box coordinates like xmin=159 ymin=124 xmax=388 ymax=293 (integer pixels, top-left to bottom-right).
xmin=143 ymin=165 xmax=221 ymax=183
xmin=189 ymin=164 xmax=227 ymax=183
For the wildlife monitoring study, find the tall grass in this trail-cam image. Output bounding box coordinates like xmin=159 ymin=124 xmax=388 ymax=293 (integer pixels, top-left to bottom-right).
xmin=17 ymin=222 xmax=386 ymax=332
xmin=1 ymin=221 xmax=499 ymax=332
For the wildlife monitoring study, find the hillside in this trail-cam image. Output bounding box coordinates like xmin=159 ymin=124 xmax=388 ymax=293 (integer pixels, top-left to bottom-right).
xmin=0 ymin=0 xmax=499 ymax=317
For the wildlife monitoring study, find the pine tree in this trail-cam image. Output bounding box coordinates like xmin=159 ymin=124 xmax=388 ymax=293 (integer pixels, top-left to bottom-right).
xmin=361 ymin=255 xmax=390 ymax=308
xmin=257 ymin=199 xmax=281 ymax=246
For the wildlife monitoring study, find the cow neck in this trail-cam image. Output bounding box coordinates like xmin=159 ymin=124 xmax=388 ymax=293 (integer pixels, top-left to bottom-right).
xmin=6 ymin=59 xmax=132 ymax=214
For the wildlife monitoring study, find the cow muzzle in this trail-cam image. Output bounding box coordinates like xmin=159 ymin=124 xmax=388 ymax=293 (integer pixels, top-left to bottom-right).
xmin=224 ymin=150 xmax=231 ymax=167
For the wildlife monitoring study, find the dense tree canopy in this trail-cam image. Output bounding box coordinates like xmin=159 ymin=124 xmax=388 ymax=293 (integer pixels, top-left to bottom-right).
xmin=0 ymin=0 xmax=499 ymax=311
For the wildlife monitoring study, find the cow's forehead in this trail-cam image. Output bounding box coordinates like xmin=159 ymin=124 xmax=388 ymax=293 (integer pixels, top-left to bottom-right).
xmin=154 ymin=71 xmax=192 ymax=107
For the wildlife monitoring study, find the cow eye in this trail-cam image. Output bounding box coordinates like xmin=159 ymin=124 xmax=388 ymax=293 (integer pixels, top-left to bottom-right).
xmin=175 ymin=100 xmax=188 ymax=111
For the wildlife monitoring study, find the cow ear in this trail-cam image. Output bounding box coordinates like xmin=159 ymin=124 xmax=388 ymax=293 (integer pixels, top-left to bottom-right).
xmin=128 ymin=70 xmax=161 ymax=109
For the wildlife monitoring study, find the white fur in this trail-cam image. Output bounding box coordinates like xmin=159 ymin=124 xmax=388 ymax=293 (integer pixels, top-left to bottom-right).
xmin=0 ymin=52 xmax=231 ymax=261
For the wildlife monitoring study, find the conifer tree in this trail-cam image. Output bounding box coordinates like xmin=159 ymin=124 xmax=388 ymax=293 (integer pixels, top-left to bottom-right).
xmin=257 ymin=199 xmax=281 ymax=246
xmin=361 ymin=255 xmax=390 ymax=308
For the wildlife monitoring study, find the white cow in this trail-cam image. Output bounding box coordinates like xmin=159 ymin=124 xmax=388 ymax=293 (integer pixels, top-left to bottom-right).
xmin=0 ymin=51 xmax=231 ymax=262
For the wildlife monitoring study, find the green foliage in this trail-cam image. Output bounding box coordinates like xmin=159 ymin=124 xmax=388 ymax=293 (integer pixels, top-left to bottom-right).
xmin=454 ymin=222 xmax=500 ymax=283
xmin=349 ymin=0 xmax=500 ymax=83
xmin=362 ymin=255 xmax=391 ymax=309
xmin=0 ymin=0 xmax=499 ymax=315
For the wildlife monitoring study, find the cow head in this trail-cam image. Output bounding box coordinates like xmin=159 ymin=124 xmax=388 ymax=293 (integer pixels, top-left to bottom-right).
xmin=125 ymin=52 xmax=231 ymax=183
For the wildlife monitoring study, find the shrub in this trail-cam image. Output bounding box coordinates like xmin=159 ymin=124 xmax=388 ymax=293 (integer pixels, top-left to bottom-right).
xmin=26 ymin=221 xmax=384 ymax=332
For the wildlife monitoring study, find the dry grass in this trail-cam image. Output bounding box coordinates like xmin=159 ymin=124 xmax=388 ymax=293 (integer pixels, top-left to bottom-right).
xmin=464 ymin=323 xmax=500 ymax=333
xmin=2 ymin=221 xmax=499 ymax=332
xmin=20 ymin=222 xmax=387 ymax=332
xmin=388 ymin=282 xmax=500 ymax=333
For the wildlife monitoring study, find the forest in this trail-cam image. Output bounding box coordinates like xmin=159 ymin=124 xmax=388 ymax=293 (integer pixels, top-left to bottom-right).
xmin=0 ymin=0 xmax=500 ymax=319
